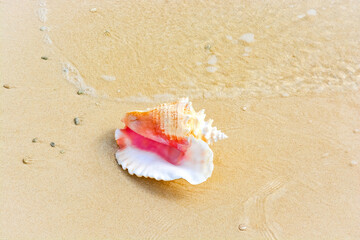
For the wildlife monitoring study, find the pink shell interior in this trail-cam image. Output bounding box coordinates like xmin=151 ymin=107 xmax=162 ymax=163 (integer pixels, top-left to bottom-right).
xmin=116 ymin=127 xmax=185 ymax=165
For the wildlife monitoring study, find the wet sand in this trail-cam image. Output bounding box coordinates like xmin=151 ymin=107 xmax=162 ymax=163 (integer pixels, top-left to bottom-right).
xmin=1 ymin=0 xmax=360 ymax=239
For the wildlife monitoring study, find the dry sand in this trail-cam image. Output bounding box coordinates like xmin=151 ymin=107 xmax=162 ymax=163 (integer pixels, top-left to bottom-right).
xmin=1 ymin=0 xmax=360 ymax=239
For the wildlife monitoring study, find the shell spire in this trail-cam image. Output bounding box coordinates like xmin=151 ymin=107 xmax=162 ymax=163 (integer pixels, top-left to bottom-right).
xmin=191 ymin=109 xmax=228 ymax=144
xmin=201 ymin=119 xmax=228 ymax=144
xmin=123 ymin=97 xmax=227 ymax=147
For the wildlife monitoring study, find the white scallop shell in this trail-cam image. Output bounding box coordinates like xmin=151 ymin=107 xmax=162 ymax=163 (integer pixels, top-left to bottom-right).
xmin=115 ymin=129 xmax=214 ymax=185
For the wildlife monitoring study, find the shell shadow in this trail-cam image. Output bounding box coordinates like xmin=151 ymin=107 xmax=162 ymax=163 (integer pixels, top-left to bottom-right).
xmin=102 ymin=128 xmax=194 ymax=200
xmin=120 ymin=168 xmax=191 ymax=200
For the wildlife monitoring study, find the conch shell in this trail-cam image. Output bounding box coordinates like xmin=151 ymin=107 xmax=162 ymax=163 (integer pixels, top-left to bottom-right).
xmin=115 ymin=98 xmax=227 ymax=184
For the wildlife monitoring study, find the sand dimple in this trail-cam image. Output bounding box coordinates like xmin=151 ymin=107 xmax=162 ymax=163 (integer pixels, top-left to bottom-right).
xmin=297 ymin=14 xmax=306 ymax=19
xmin=207 ymin=55 xmax=217 ymax=65
xmin=101 ymin=75 xmax=116 ymax=81
xmin=307 ymin=9 xmax=317 ymax=16
xmin=206 ymin=66 xmax=218 ymax=73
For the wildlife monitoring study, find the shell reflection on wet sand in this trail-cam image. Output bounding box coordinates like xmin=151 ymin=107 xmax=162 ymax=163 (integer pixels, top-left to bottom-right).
xmin=115 ymin=98 xmax=227 ymax=184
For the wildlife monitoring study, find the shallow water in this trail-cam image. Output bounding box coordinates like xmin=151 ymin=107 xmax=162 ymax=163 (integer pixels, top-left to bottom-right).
xmin=42 ymin=0 xmax=360 ymax=101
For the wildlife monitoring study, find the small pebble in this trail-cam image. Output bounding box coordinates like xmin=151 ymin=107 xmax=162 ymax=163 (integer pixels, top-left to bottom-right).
xmin=350 ymin=160 xmax=358 ymax=166
xmin=3 ymin=84 xmax=10 ymax=89
xmin=95 ymin=102 xmax=100 ymax=106
xmin=77 ymin=89 xmax=84 ymax=95
xmin=22 ymin=157 xmax=33 ymax=165
xmin=60 ymin=150 xmax=65 ymax=154
xmin=104 ymin=30 xmax=111 ymax=36
xmin=204 ymin=44 xmax=211 ymax=50
xmin=32 ymin=138 xmax=38 ymax=143
xmin=41 ymin=56 xmax=48 ymax=60
xmin=50 ymin=142 xmax=56 ymax=147
xmin=238 ymin=224 xmax=247 ymax=231
xmin=353 ymin=129 xmax=360 ymax=133
xmin=206 ymin=66 xmax=217 ymax=73
xmin=242 ymin=106 xmax=247 ymax=111
xmin=117 ymin=89 xmax=121 ymax=93
xmin=40 ymin=26 xmax=48 ymax=31
xmin=74 ymin=117 xmax=80 ymax=125
xmin=90 ymin=7 xmax=97 ymax=12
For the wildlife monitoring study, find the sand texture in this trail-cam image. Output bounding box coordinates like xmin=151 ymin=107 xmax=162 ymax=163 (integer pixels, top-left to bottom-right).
xmin=1 ymin=0 xmax=360 ymax=239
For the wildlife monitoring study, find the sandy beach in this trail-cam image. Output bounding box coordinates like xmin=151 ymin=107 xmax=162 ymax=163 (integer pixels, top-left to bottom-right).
xmin=1 ymin=0 xmax=360 ymax=239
